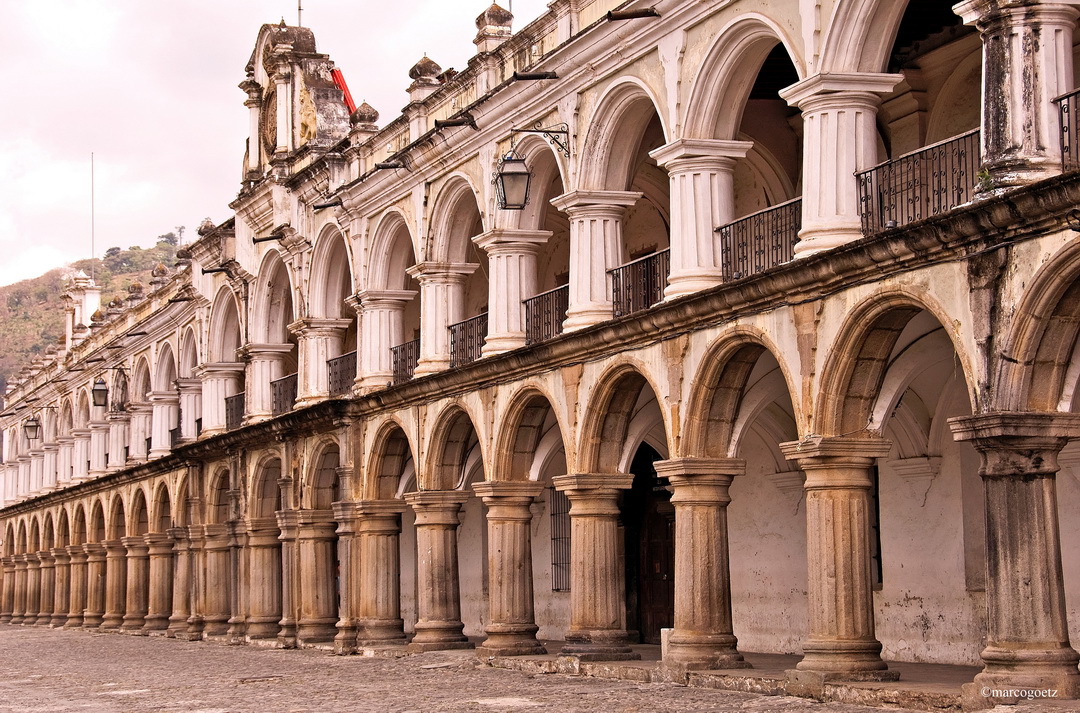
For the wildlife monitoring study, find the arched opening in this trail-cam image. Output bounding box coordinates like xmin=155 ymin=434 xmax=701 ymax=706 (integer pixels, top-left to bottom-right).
xmin=297 ymin=444 xmax=342 ymax=646
xmin=246 ymin=458 xmax=283 ymax=641
xmin=310 ymin=229 xmax=357 ymax=399
xmin=101 ymin=496 xmax=128 ymax=630
xmin=365 ymin=214 xmax=422 ymax=387
xmin=123 ymin=490 xmax=151 ymax=632
xmin=203 ymin=470 xmax=234 ymax=637
xmin=207 ymin=288 xmax=246 ymax=433
xmin=150 ymin=345 xmax=179 ymax=457
xmin=251 ymin=252 xmax=299 ymax=418
xmin=177 ymin=329 xmax=202 ymax=441
xmin=144 ymin=482 xmax=173 ymax=632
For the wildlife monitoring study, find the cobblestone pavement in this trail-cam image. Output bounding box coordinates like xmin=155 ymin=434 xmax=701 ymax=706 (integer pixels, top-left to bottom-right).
xmin=0 ymin=626 xmax=1067 ymax=713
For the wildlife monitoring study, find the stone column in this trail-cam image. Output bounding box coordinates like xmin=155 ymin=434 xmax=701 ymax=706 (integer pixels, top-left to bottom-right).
xmin=549 ymin=191 xmax=641 ymax=331
xmin=296 ymin=511 xmax=339 ymax=646
xmin=290 ymin=318 xmax=352 ymax=406
xmin=404 ymin=491 xmax=473 ymax=651
xmin=778 ymin=436 xmax=896 ymax=679
xmin=101 ymin=539 xmax=128 ymax=630
xmin=71 ymin=429 xmax=91 ymax=480
xmin=473 ymin=482 xmax=546 ymax=656
xmin=120 ymin=535 xmax=149 ymax=632
xmin=779 ymin=74 xmax=902 ymax=256
xmin=196 ymin=363 xmax=245 ymax=436
xmin=244 ymin=519 xmax=282 ymax=641
xmin=354 ymin=290 xmax=417 ymax=390
xmin=16 ymin=455 xmax=30 ymax=496
xmin=147 ymin=391 xmax=179 ymax=457
xmin=41 ymin=443 xmax=59 ymax=490
xmin=227 ymin=524 xmax=247 ymax=642
xmin=82 ymin=543 xmax=107 ymax=628
xmin=65 ymin=545 xmax=87 ymax=628
xmin=176 ymin=378 xmax=202 ymax=442
xmin=956 ymin=0 xmax=1080 ymax=186
xmin=551 ymin=473 xmax=639 ymax=660
xmin=332 ymin=503 xmax=359 ymax=654
xmin=167 ymin=527 xmax=193 ymax=638
xmin=202 ymin=524 xmax=231 ymax=637
xmin=650 ymin=140 xmax=754 ymax=297
xmin=654 ymin=458 xmax=750 ymax=671
xmin=35 ymin=550 xmax=54 ymax=625
xmin=29 ymin=448 xmax=44 ymax=494
xmin=50 ymin=547 xmax=70 ymax=627
xmin=88 ymin=419 xmax=110 ymax=477
xmin=240 ymin=78 xmax=263 ymax=174
xmin=950 ymin=413 xmax=1080 ymax=701
xmin=0 ymin=556 xmax=14 ymax=622
xmin=277 ymin=509 xmax=300 ymax=648
xmin=407 ymin=262 xmax=478 ymax=377
xmin=240 ymin=344 xmax=294 ymax=423
xmin=106 ymin=412 xmax=130 ymax=472
xmin=355 ymin=500 xmax=408 ymax=645
xmin=472 ymin=229 xmax=552 ymax=356
xmin=24 ymin=552 xmax=40 ymax=624
xmin=126 ymin=404 xmax=151 ymax=462
xmin=56 ymin=436 xmax=74 ymax=484
xmin=12 ymin=554 xmax=27 ymax=624
xmin=143 ymin=533 xmax=173 ymax=633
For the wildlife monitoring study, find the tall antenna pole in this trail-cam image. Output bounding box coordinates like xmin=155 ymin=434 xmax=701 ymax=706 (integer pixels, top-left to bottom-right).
xmin=298 ymin=0 xmax=303 ymax=26
xmin=90 ymin=152 xmax=96 ymax=281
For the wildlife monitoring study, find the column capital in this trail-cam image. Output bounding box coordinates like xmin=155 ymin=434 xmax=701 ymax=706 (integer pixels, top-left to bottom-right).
xmin=649 ymin=139 xmax=753 ymax=168
xmin=471 ymin=229 xmax=552 ymax=254
xmin=287 ymin=317 xmax=352 ymax=338
xmin=147 ymin=390 xmax=180 ymax=405
xmin=354 ymin=498 xmax=409 ymax=516
xmin=653 ymin=457 xmax=746 ymax=479
xmin=472 ymin=481 xmax=544 ymax=500
xmin=550 ymin=190 xmax=641 ymax=215
xmin=780 ymin=436 xmax=891 ymax=489
xmin=552 ymin=472 xmax=635 ymax=492
xmin=50 ymin=547 xmax=70 ymax=563
xmin=404 ymin=261 xmax=477 ymax=283
xmin=194 ymin=361 xmax=246 ymax=378
xmin=355 ymin=289 xmax=418 ymax=309
xmin=779 ymin=72 xmax=904 ymax=108
xmin=405 ymin=490 xmax=469 ymax=526
xmin=954 ymin=0 xmax=1080 ymax=25
xmin=238 ymin=342 xmax=295 ymax=360
xmin=949 ymin=411 xmax=1080 ymax=476
xmin=174 ymin=377 xmax=201 ymax=393
xmin=120 ymin=535 xmax=149 ymax=551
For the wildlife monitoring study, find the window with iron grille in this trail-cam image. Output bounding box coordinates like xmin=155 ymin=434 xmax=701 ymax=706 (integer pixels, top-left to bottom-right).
xmin=549 ymin=487 xmax=571 ymax=592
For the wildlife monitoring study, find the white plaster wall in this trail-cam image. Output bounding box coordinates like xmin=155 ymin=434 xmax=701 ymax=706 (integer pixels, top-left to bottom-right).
xmin=532 ymin=485 xmax=571 ymax=642
xmin=458 ymin=494 xmax=487 ymax=639
xmin=729 ymin=429 xmax=808 ymax=654
xmin=873 ymin=442 xmax=984 ymax=665
xmin=400 ymin=507 xmax=417 ymax=635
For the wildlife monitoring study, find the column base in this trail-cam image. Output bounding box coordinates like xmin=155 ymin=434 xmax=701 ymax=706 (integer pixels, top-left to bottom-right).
xmin=665 ymin=633 xmax=752 ymax=671
xmin=245 ymin=617 xmax=281 ymax=640
xmin=408 ymin=640 xmax=475 ymax=652
xmin=479 ymin=623 xmax=546 ymax=656
xmin=120 ymin=616 xmax=146 ymax=633
xmin=297 ymin=619 xmax=337 ymax=646
xmin=142 ymin=614 xmax=169 ymax=632
xmin=965 ymin=645 xmax=1080 ymax=706
xmin=407 ymin=620 xmax=473 ymax=652
xmin=563 ymin=306 xmax=614 ymax=332
xmin=795 ymin=638 xmax=895 ymax=677
xmin=82 ymin=613 xmax=104 ymax=629
xmin=561 ymin=630 xmax=640 ymax=660
xmin=663 ymin=271 xmax=723 ymax=300
xmin=35 ymin=614 xmax=52 ymax=626
xmin=49 ymin=614 xmax=66 ymax=627
xmin=357 ymin=618 xmax=407 ymax=645
xmin=480 ymin=334 xmax=525 ymax=358
xmin=413 ymin=357 xmax=450 ymax=378
xmin=791 ymin=228 xmax=863 ymax=259
xmin=63 ymin=616 xmax=84 ymax=629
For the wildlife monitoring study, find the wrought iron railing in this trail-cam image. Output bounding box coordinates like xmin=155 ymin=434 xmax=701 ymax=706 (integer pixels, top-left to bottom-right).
xmin=450 ymin=312 xmax=488 ymax=368
xmin=717 ymin=198 xmax=802 ymax=280
xmin=270 ymin=373 xmax=298 ymax=416
xmin=327 ymin=351 xmax=357 ymax=396
xmin=610 ymin=248 xmax=670 ymax=317
xmin=524 ymin=285 xmax=569 ymax=346
xmin=391 ymin=339 xmax=420 ymax=385
xmin=225 ymin=392 xmax=245 ymax=431
xmin=169 ymin=427 xmax=180 ymax=449
xmin=1057 ymin=87 xmax=1080 ymax=170
xmin=856 ymin=129 xmax=980 ymax=234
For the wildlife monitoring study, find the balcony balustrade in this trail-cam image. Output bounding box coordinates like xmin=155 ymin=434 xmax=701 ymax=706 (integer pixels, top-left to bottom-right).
xmin=1057 ymin=87 xmax=1080 ymax=170
xmin=327 ymin=351 xmax=357 ymax=397
xmin=524 ymin=284 xmax=569 ymax=346
xmin=610 ymin=248 xmax=670 ymax=318
xmin=449 ymin=312 xmax=488 ymax=368
xmin=717 ymin=198 xmax=802 ymax=281
xmin=225 ymin=392 xmax=245 ymax=431
xmin=169 ymin=427 xmax=180 ymax=450
xmin=270 ymin=373 xmax=298 ymax=416
xmin=391 ymin=339 xmax=420 ymax=385
xmin=856 ymin=129 xmax=980 ymax=234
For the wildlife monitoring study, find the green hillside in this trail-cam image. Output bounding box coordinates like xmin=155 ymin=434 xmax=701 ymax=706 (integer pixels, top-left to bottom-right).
xmin=0 ymin=234 xmax=180 ymax=396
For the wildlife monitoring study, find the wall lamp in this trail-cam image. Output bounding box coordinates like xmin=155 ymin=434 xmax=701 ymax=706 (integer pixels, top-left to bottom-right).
xmin=606 ymin=8 xmax=660 ymax=21
xmin=434 ymin=113 xmax=477 ymax=131
xmin=23 ymin=406 xmax=57 ymax=440
xmin=493 ymin=150 xmax=532 ymax=210
xmin=92 ymin=378 xmax=109 ymax=407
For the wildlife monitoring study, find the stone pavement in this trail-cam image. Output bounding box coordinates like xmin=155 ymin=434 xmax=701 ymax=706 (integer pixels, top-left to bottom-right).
xmin=0 ymin=626 xmax=1074 ymax=713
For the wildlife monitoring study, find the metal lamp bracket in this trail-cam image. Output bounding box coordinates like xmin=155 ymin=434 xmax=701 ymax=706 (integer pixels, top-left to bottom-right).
xmin=511 ymin=122 xmax=570 ymax=157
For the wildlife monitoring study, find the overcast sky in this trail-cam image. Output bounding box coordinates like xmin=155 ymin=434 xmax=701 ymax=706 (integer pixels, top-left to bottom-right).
xmin=0 ymin=0 xmax=549 ymax=287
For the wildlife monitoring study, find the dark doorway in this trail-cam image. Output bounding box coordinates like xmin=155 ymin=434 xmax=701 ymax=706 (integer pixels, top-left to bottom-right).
xmin=623 ymin=444 xmax=674 ymax=644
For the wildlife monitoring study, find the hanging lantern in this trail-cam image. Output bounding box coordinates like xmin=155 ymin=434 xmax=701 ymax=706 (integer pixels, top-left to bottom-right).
xmin=92 ymin=377 xmax=109 ymax=408
xmin=23 ymin=415 xmax=41 ymax=440
xmin=494 ymin=151 xmax=532 ymax=210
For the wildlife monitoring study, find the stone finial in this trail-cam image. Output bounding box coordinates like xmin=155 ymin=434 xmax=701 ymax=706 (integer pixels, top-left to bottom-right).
xmin=89 ymin=309 xmax=106 ymax=328
xmin=197 ymin=217 xmax=216 ymax=236
xmin=350 ymin=101 xmax=379 ymax=127
xmin=409 ymin=55 xmax=442 ymax=83
xmin=151 ymin=262 xmax=169 ymax=278
xmin=476 ymin=3 xmax=513 ymax=30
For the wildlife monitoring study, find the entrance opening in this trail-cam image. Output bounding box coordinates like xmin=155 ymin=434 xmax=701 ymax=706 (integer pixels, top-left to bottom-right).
xmin=622 ymin=443 xmax=674 ymax=644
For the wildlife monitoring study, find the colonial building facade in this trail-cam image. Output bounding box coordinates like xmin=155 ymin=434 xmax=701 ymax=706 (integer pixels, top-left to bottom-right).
xmin=2 ymin=0 xmax=1080 ymax=708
